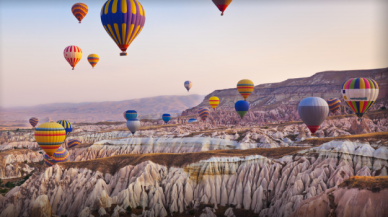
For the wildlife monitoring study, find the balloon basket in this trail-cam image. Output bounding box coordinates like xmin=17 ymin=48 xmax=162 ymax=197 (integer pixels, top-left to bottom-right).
xmin=120 ymin=52 xmax=127 ymax=56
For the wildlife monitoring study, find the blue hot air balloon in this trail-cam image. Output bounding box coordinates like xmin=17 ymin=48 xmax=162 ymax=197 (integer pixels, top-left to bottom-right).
xmin=124 ymin=110 xmax=137 ymax=120
xmin=188 ymin=118 xmax=197 ymax=123
xmin=235 ymin=100 xmax=249 ymax=119
xmin=162 ymin=114 xmax=171 ymax=124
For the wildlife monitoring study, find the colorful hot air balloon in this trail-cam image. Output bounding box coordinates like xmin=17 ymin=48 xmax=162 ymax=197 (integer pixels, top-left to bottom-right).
xmin=237 ymin=79 xmax=254 ymax=101
xmin=162 ymin=114 xmax=171 ymax=124
xmin=44 ymin=147 xmax=70 ymax=166
xmin=64 ymin=45 xmax=82 ymax=70
xmin=298 ymin=97 xmax=329 ymax=134
xmin=184 ymin=81 xmax=192 ymax=92
xmin=29 ymin=117 xmax=39 ymax=128
xmin=188 ymin=118 xmax=197 ymax=123
xmin=35 ymin=122 xmax=66 ymax=156
xmin=342 ymin=78 xmax=379 ymax=119
xmin=212 ymin=0 xmax=233 ymax=16
xmin=57 ymin=120 xmax=73 ymax=137
xmin=198 ymin=108 xmax=210 ymax=121
xmin=68 ymin=139 xmax=81 ymax=148
xmin=327 ymin=98 xmax=341 ymax=114
xmin=209 ymin=96 xmax=220 ymax=110
xmin=124 ymin=110 xmax=138 ymax=120
xmin=72 ymin=3 xmax=88 ymax=23
xmin=235 ymin=100 xmax=249 ymax=119
xmin=100 ymin=0 xmax=146 ymax=56
xmin=126 ymin=119 xmax=140 ymax=135
xmin=87 ymin=54 xmax=99 ymax=69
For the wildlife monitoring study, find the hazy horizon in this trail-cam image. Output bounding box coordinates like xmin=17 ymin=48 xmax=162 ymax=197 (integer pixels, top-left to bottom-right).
xmin=1 ymin=0 xmax=387 ymax=107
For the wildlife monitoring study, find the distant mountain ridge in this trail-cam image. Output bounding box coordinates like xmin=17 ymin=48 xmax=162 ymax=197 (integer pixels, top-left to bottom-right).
xmin=182 ymin=67 xmax=388 ymax=115
xmin=0 ymin=95 xmax=204 ymax=123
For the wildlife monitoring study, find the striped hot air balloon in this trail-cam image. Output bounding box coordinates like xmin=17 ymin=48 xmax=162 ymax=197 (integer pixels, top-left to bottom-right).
xmin=44 ymin=154 xmax=55 ymax=166
xmin=64 ymin=45 xmax=82 ymax=70
xmin=68 ymin=139 xmax=81 ymax=148
xmin=35 ymin=122 xmax=66 ymax=156
xmin=298 ymin=97 xmax=329 ymax=134
xmin=162 ymin=114 xmax=171 ymax=124
xmin=235 ymin=100 xmax=249 ymax=119
xmin=44 ymin=147 xmax=70 ymax=166
xmin=237 ymin=79 xmax=254 ymax=101
xmin=327 ymin=98 xmax=341 ymax=114
xmin=212 ymin=0 xmax=233 ymax=16
xmin=71 ymin=3 xmax=88 ymax=23
xmin=57 ymin=120 xmax=73 ymax=137
xmin=124 ymin=110 xmax=138 ymax=120
xmin=184 ymin=81 xmax=192 ymax=92
xmin=29 ymin=117 xmax=39 ymax=128
xmin=198 ymin=108 xmax=210 ymax=121
xmin=87 ymin=54 xmax=99 ymax=68
xmin=342 ymin=78 xmax=379 ymax=119
xmin=101 ymin=0 xmax=146 ymax=56
xmin=209 ymin=96 xmax=220 ymax=110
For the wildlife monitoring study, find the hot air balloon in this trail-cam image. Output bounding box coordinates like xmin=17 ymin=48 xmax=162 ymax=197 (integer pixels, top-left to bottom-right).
xmin=184 ymin=81 xmax=192 ymax=92
xmin=237 ymin=79 xmax=254 ymax=101
xmin=342 ymin=78 xmax=379 ymax=120
xmin=327 ymin=98 xmax=341 ymax=114
xmin=44 ymin=147 xmax=70 ymax=166
xmin=209 ymin=96 xmax=220 ymax=110
xmin=64 ymin=45 xmax=82 ymax=70
xmin=124 ymin=110 xmax=138 ymax=120
xmin=198 ymin=108 xmax=210 ymax=121
xmin=87 ymin=54 xmax=99 ymax=69
xmin=57 ymin=120 xmax=73 ymax=137
xmin=235 ymin=100 xmax=249 ymax=119
xmin=212 ymin=0 xmax=233 ymax=16
xmin=29 ymin=117 xmax=39 ymax=128
xmin=188 ymin=118 xmax=197 ymax=123
xmin=72 ymin=3 xmax=88 ymax=23
xmin=162 ymin=114 xmax=171 ymax=124
xmin=298 ymin=97 xmax=329 ymax=134
xmin=100 ymin=0 xmax=146 ymax=56
xmin=35 ymin=122 xmax=66 ymax=156
xmin=68 ymin=139 xmax=81 ymax=148
xmin=126 ymin=119 xmax=140 ymax=135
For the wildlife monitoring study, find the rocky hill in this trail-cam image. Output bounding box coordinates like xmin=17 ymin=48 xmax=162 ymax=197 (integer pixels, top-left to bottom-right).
xmin=182 ymin=68 xmax=388 ymax=118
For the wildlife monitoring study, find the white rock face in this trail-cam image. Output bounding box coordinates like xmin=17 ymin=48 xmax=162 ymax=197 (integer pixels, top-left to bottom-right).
xmin=0 ymin=140 xmax=387 ymax=217
xmin=30 ymin=195 xmax=53 ymax=217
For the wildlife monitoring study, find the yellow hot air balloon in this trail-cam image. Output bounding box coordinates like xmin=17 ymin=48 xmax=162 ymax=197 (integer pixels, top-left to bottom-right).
xmin=237 ymin=79 xmax=254 ymax=101
xmin=209 ymin=96 xmax=220 ymax=110
xmin=34 ymin=122 xmax=66 ymax=156
xmin=87 ymin=54 xmax=99 ymax=69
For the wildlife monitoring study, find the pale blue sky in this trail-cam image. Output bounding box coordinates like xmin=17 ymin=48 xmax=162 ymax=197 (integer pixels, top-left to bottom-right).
xmin=1 ymin=0 xmax=386 ymax=107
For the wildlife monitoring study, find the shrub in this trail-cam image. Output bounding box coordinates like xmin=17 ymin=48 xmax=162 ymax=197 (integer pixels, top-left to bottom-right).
xmin=126 ymin=205 xmax=132 ymax=213
xmin=189 ymin=210 xmax=195 ymax=215
xmin=13 ymin=147 xmax=17 ymax=149
xmin=23 ymin=146 xmax=26 ymax=149
xmin=380 ymin=106 xmax=387 ymax=110
xmin=24 ymin=160 xmax=27 ymax=163
xmin=5 ymin=182 xmax=15 ymax=188
xmin=264 ymin=126 xmax=269 ymax=129
xmin=136 ymin=206 xmax=142 ymax=209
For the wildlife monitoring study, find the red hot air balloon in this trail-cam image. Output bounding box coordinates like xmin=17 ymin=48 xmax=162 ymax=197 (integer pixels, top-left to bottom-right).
xmin=212 ymin=0 xmax=233 ymax=16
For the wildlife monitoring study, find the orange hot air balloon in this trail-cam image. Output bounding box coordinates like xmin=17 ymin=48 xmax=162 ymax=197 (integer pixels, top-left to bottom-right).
xmin=212 ymin=0 xmax=233 ymax=16
xmin=209 ymin=96 xmax=220 ymax=110
xmin=237 ymin=79 xmax=254 ymax=101
xmin=72 ymin=3 xmax=88 ymax=23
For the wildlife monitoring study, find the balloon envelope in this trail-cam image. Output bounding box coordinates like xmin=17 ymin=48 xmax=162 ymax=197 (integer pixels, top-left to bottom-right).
xmin=162 ymin=114 xmax=171 ymax=123
xmin=64 ymin=46 xmax=82 ymax=70
xmin=341 ymin=78 xmax=379 ymax=118
xmin=212 ymin=0 xmax=233 ymax=15
xmin=35 ymin=122 xmax=66 ymax=156
xmin=198 ymin=108 xmax=210 ymax=121
xmin=188 ymin=118 xmax=197 ymax=123
xmin=237 ymin=79 xmax=254 ymax=100
xmin=124 ymin=110 xmax=138 ymax=120
xmin=57 ymin=120 xmax=73 ymax=137
xmin=209 ymin=96 xmax=220 ymax=110
xmin=298 ymin=97 xmax=329 ymax=133
xmin=68 ymin=139 xmax=81 ymax=148
xmin=72 ymin=3 xmax=88 ymax=23
xmin=235 ymin=100 xmax=249 ymax=119
xmin=126 ymin=119 xmax=140 ymax=134
xmin=87 ymin=54 xmax=99 ymax=68
xmin=100 ymin=0 xmax=146 ymax=56
xmin=29 ymin=117 xmax=38 ymax=128
xmin=327 ymin=98 xmax=341 ymax=114
xmin=184 ymin=81 xmax=192 ymax=92
xmin=44 ymin=147 xmax=70 ymax=166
